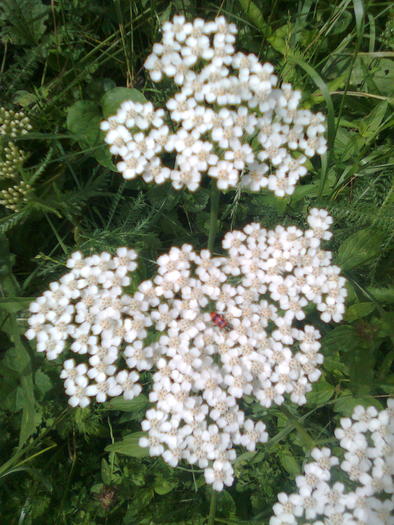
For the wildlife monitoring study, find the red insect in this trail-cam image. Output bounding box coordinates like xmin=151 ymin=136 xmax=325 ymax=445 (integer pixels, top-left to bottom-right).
xmin=210 ymin=312 xmax=232 ymax=331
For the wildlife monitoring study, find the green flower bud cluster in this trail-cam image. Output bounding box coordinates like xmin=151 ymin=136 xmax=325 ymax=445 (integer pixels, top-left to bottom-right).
xmin=0 ymin=180 xmax=32 ymax=212
xmin=0 ymin=142 xmax=26 ymax=180
xmin=0 ymin=107 xmax=32 ymax=212
xmin=0 ymin=107 xmax=32 ymax=138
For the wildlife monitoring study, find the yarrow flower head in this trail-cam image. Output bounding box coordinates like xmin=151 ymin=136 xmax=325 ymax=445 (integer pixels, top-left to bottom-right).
xmin=25 ymin=248 xmax=148 ymax=406
xmin=270 ymin=400 xmax=394 ymax=525
xmin=27 ymin=210 xmax=345 ymax=490
xmin=101 ymin=15 xmax=327 ymax=195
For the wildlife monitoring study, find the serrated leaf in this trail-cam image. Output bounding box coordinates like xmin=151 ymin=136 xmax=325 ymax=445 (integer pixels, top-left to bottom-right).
xmin=306 ymin=380 xmax=335 ymax=405
xmin=66 ymin=101 xmax=101 ymax=146
xmin=216 ymin=489 xmax=236 ymax=515
xmin=101 ymin=458 xmax=112 ymax=485
xmin=101 ymin=87 xmax=146 ymax=118
xmin=105 ymin=431 xmax=149 ymax=458
xmin=103 ymin=394 xmax=148 ymax=412
xmin=351 ymin=57 xmax=394 ymax=96
xmin=359 ymin=101 xmax=388 ymax=140
xmin=322 ymin=325 xmax=360 ymax=353
xmin=34 ymin=370 xmax=52 ymax=398
xmin=279 ymin=451 xmax=300 ymax=475
xmin=153 ymin=475 xmax=177 ymax=495
xmin=182 ymin=189 xmax=210 ymax=212
xmin=344 ymin=302 xmax=376 ymax=322
xmin=337 ymin=228 xmax=384 ymax=270
xmin=334 ymin=395 xmax=383 ymax=416
xmin=238 ymin=0 xmax=269 ymax=35
xmin=367 ymin=287 xmax=394 ymax=304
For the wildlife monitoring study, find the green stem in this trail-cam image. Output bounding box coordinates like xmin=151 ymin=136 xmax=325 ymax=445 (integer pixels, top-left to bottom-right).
xmin=208 ymin=182 xmax=220 ymax=253
xmin=207 ymin=489 xmax=217 ymax=525
xmin=280 ymin=406 xmax=315 ymax=450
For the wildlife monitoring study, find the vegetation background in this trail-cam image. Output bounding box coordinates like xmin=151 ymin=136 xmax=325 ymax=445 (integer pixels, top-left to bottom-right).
xmin=0 ymin=0 xmax=393 ymax=523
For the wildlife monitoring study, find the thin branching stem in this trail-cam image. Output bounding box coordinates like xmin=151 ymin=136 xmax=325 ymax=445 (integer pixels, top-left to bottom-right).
xmin=208 ymin=489 xmax=217 ymax=525
xmin=208 ymin=182 xmax=220 ymax=253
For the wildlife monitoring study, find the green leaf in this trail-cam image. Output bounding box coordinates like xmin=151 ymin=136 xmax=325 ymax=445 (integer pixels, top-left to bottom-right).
xmin=216 ymin=489 xmax=236 ymax=516
xmin=334 ymin=394 xmax=382 ymax=416
xmin=367 ymin=287 xmax=394 ymax=304
xmin=287 ymin=55 xmax=335 ymax=151
xmin=101 ymin=87 xmax=146 ymax=119
xmin=334 ymin=127 xmax=364 ymax=160
xmin=101 ymin=458 xmax=112 ymax=485
xmin=306 ymin=380 xmax=335 ymax=405
xmin=0 ymin=296 xmax=34 ymax=313
xmin=105 ymin=432 xmax=149 ymax=458
xmin=34 ymin=370 xmax=52 ymax=398
xmin=153 ymin=474 xmax=177 ymax=495
xmin=238 ymin=0 xmax=269 ymax=35
xmin=351 ymin=57 xmax=394 ymax=96
xmin=278 ymin=450 xmax=300 ymax=475
xmin=103 ymin=394 xmax=149 ymax=412
xmin=359 ymin=101 xmax=388 ymax=140
xmin=344 ymin=302 xmax=376 ymax=322
xmin=337 ymin=228 xmax=384 ymax=270
xmin=322 ymin=325 xmax=360 ymax=353
xmin=66 ymin=101 xmax=101 ymax=146
xmin=0 ymin=0 xmax=49 ymax=45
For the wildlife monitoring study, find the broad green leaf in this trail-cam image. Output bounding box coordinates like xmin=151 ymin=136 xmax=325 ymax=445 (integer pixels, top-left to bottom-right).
xmin=153 ymin=474 xmax=177 ymax=495
xmin=216 ymin=489 xmax=236 ymax=515
xmin=347 ymin=330 xmax=376 ymax=394
xmin=103 ymin=394 xmax=149 ymax=412
xmin=334 ymin=394 xmax=382 ymax=416
xmin=367 ymin=287 xmax=394 ymax=304
xmin=182 ymin=188 xmax=210 ymax=212
xmin=375 ymin=312 xmax=394 ymax=343
xmin=322 ymin=325 xmax=360 ymax=353
xmin=351 ymin=57 xmax=394 ymax=96
xmin=306 ymin=380 xmax=335 ymax=405
xmin=34 ymin=370 xmax=52 ymax=398
xmin=337 ymin=228 xmax=384 ymax=270
xmin=238 ymin=0 xmax=269 ymax=35
xmin=334 ymin=127 xmax=364 ymax=160
xmin=267 ymin=24 xmax=293 ymax=56
xmin=13 ymin=90 xmax=37 ymax=107
xmin=105 ymin=432 xmax=149 ymax=458
xmin=278 ymin=450 xmax=300 ymax=475
xmin=251 ymin=192 xmax=289 ymax=214
xmin=359 ymin=101 xmax=388 ymax=140
xmin=290 ymin=184 xmax=317 ymax=202
xmin=90 ymin=143 xmax=116 ymax=170
xmin=101 ymin=87 xmax=146 ymax=118
xmin=66 ymin=101 xmax=101 ymax=146
xmin=0 ymin=296 xmax=34 ymax=313
xmin=101 ymin=458 xmax=112 ymax=485
xmin=344 ymin=302 xmax=376 ymax=322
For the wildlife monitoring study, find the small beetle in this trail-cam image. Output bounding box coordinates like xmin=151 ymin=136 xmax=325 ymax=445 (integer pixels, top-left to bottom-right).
xmin=210 ymin=312 xmax=232 ymax=331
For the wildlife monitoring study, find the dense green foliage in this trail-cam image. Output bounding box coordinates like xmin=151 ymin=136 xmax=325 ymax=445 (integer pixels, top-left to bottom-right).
xmin=0 ymin=0 xmax=393 ymax=523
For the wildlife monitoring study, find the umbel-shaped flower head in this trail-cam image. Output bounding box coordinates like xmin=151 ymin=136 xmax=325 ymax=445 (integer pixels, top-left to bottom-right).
xmin=101 ymin=15 xmax=327 ymax=195
xmin=270 ymin=400 xmax=394 ymax=524
xmin=27 ymin=210 xmax=346 ymax=491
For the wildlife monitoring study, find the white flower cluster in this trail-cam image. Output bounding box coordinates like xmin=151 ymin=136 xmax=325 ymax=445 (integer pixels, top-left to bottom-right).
xmin=270 ymin=400 xmax=394 ymax=525
xmin=26 ymin=209 xmax=345 ymax=490
xmin=101 ymin=15 xmax=327 ymax=195
xmin=25 ymin=248 xmax=146 ymax=406
xmin=136 ymin=208 xmax=345 ymax=489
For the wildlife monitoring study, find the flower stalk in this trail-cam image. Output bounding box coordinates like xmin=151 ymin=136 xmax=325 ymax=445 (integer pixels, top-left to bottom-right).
xmin=208 ymin=181 xmax=220 ymax=253
xmin=208 ymin=489 xmax=217 ymax=525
